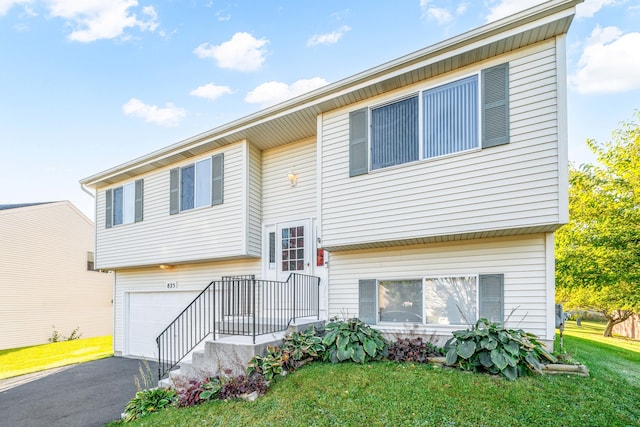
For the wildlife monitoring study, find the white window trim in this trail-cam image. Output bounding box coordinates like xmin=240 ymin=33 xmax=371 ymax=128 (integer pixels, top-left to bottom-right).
xmin=368 ymin=71 xmax=482 ymax=172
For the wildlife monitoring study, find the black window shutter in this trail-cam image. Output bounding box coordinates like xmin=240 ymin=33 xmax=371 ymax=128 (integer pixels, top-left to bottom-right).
xmin=134 ymin=179 xmax=144 ymax=222
xmin=169 ymin=168 xmax=180 ymax=215
xmin=211 ymin=154 xmax=224 ymax=206
xmin=479 ymin=274 xmax=504 ymax=323
xmin=359 ymin=279 xmax=377 ymax=324
xmin=105 ymin=189 xmax=113 ymax=229
xmin=349 ymin=108 xmax=368 ymax=177
xmin=482 ymin=63 xmax=510 ymax=148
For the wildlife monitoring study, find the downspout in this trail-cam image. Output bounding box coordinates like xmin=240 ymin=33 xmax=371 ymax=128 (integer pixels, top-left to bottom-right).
xmin=80 ymin=183 xmax=95 ymax=199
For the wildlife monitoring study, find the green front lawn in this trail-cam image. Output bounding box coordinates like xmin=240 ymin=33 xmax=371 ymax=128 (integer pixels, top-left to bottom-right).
xmin=0 ymin=335 xmax=113 ymax=380
xmin=117 ymin=323 xmax=639 ymax=426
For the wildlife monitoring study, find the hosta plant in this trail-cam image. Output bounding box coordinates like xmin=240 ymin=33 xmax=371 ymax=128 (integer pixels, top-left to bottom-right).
xmin=444 ymin=318 xmax=557 ymax=380
xmin=123 ymin=387 xmax=177 ymax=422
xmin=283 ymin=326 xmax=325 ymax=363
xmin=247 ymin=345 xmax=291 ymax=380
xmin=322 ymin=318 xmax=388 ymax=364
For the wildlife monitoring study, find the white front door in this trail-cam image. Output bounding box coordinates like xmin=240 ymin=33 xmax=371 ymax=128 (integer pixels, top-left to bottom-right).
xmin=264 ymin=219 xmax=312 ymax=281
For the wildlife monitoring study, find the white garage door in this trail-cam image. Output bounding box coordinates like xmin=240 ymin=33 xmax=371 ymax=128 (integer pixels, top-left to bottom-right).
xmin=127 ymin=291 xmax=199 ymax=359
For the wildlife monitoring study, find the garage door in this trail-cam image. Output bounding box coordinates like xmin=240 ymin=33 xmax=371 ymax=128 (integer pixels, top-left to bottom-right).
xmin=127 ymin=291 xmax=199 ymax=358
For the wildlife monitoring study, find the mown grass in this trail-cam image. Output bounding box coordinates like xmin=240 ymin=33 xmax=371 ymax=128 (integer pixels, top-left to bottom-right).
xmin=117 ymin=323 xmax=639 ymax=427
xmin=0 ymin=335 xmax=113 ymax=379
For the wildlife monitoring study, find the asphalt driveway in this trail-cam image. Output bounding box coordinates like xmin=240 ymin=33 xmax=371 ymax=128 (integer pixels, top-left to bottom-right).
xmin=0 ymin=357 xmax=158 ymax=427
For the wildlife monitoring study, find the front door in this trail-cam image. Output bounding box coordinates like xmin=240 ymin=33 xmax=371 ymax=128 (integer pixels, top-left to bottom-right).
xmin=277 ymin=220 xmax=311 ymax=280
xmin=264 ymin=219 xmax=312 ymax=281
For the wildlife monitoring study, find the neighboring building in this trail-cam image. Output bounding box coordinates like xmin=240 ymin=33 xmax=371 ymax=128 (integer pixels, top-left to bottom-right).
xmin=81 ymin=0 xmax=579 ymax=360
xmin=0 ymin=201 xmax=113 ymax=350
xmin=613 ymin=315 xmax=640 ymax=340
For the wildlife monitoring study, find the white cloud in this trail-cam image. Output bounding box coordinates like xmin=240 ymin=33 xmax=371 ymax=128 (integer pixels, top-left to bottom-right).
xmin=190 ymin=83 xmax=232 ymax=100
xmin=215 ymin=10 xmax=231 ymax=21
xmin=122 ymin=98 xmax=187 ymax=127
xmin=0 ymin=0 xmax=32 ymax=15
xmin=456 ymin=3 xmax=468 ymax=15
xmin=420 ymin=1 xmax=454 ymax=25
xmin=485 ymin=0 xmax=544 ymax=22
xmin=576 ymin=0 xmax=616 ymax=18
xmin=427 ymin=7 xmax=453 ymax=24
xmin=571 ymin=26 xmax=640 ymax=94
xmin=245 ymin=77 xmax=328 ymax=108
xmin=307 ymin=25 xmax=351 ymax=47
xmin=193 ymin=32 xmax=268 ymax=72
xmin=45 ymin=0 xmax=159 ymax=42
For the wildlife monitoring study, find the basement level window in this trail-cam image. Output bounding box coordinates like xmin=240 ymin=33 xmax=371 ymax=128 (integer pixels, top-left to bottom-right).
xmin=87 ymin=251 xmax=95 ymax=271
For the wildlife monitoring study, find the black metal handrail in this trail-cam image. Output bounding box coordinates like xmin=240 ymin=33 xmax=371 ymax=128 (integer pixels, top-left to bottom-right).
xmin=156 ymin=273 xmax=320 ymax=380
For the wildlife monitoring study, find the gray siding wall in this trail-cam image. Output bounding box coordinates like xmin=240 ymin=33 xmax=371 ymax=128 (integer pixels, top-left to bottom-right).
xmin=321 ymin=40 xmax=561 ymax=249
xmin=96 ymin=141 xmax=250 ymax=269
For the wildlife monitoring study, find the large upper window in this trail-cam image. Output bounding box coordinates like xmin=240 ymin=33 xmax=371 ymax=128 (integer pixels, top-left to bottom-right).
xmin=371 ymin=96 xmax=419 ymax=169
xmin=359 ymin=274 xmax=504 ymax=326
xmin=105 ymin=179 xmax=143 ymax=228
xmin=170 ymin=154 xmax=223 ymax=215
xmin=349 ymin=63 xmax=509 ymax=176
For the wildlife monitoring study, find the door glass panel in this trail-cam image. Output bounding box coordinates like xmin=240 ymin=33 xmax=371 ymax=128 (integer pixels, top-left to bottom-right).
xmin=281 ymin=226 xmax=305 ymax=272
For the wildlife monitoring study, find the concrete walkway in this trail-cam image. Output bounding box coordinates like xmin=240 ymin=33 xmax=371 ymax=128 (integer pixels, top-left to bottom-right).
xmin=0 ymin=357 xmax=158 ymax=427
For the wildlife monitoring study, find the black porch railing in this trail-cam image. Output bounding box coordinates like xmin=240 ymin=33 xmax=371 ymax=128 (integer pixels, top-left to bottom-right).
xmin=156 ymin=273 xmax=320 ymax=380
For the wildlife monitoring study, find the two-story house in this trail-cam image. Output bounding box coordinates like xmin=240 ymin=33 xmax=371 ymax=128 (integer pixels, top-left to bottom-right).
xmin=81 ymin=0 xmax=579 ymax=363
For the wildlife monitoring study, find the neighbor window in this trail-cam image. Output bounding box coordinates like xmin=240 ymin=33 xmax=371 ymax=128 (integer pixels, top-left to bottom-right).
xmin=359 ymin=274 xmax=504 ymax=325
xmin=170 ymin=154 xmax=223 ymax=214
xmin=105 ymin=179 xmax=143 ymax=228
xmin=349 ymin=63 xmax=509 ymax=176
xmin=87 ymin=251 xmax=95 ymax=271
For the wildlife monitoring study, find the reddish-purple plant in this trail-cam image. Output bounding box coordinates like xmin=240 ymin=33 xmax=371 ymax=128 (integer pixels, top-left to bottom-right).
xmin=387 ymin=337 xmax=443 ymax=363
xmin=218 ymin=375 xmax=268 ymax=400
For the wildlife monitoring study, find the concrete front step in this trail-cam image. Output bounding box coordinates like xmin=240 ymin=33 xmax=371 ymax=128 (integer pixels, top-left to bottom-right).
xmin=160 ymin=318 xmax=323 ymax=385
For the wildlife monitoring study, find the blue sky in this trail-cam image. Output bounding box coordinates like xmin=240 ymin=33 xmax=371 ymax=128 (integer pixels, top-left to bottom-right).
xmin=1 ymin=0 xmax=639 ymax=219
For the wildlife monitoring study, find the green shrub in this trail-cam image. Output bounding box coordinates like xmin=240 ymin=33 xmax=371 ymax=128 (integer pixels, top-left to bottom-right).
xmin=322 ymin=318 xmax=388 ymax=364
xmin=123 ymin=387 xmax=177 ymax=422
xmin=247 ymin=345 xmax=289 ymax=380
xmin=283 ymin=326 xmax=325 ymax=363
xmin=444 ymin=318 xmax=557 ymax=380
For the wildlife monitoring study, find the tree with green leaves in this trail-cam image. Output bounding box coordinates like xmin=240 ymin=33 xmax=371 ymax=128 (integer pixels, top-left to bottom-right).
xmin=555 ymin=112 xmax=640 ymax=337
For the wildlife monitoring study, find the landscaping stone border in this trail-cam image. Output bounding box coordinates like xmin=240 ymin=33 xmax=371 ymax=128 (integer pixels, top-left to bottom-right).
xmin=426 ymin=357 xmax=590 ymax=377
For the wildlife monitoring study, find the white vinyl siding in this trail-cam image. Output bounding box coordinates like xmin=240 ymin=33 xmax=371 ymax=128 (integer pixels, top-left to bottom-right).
xmin=113 ymin=259 xmax=261 ymax=355
xmin=0 ymin=202 xmax=113 ymax=350
xmin=321 ymin=40 xmax=560 ymax=250
xmin=96 ymin=141 xmax=247 ymax=269
xmin=328 ymin=234 xmax=552 ymax=340
xmin=262 ymin=138 xmax=317 ymax=223
xmin=247 ymin=142 xmax=263 ymax=257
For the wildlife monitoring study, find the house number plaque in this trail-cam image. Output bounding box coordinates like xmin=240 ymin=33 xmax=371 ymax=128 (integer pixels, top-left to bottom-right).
xmin=166 ymin=281 xmax=177 ymax=289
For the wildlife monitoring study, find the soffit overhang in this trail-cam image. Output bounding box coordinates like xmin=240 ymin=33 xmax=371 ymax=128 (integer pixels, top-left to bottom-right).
xmin=81 ymin=0 xmax=580 ymax=188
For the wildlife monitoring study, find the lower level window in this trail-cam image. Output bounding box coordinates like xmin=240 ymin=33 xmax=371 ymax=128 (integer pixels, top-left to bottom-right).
xmin=378 ymin=280 xmax=423 ymax=322
xmin=424 ymin=276 xmax=477 ymax=325
xmin=377 ymin=276 xmax=478 ymax=325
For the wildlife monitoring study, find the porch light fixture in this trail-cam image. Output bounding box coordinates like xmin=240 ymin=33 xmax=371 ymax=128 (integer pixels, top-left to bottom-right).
xmin=159 ymin=264 xmax=174 ymax=270
xmin=287 ymin=171 xmax=297 ymax=187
